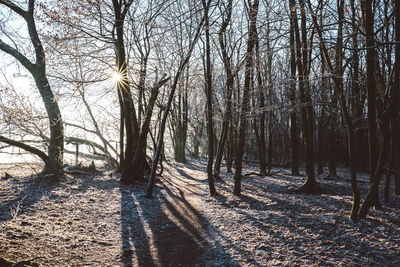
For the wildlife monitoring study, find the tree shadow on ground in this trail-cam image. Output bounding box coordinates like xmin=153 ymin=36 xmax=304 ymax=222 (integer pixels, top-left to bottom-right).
xmin=0 ymin=175 xmax=60 ymax=223
xmin=119 ymin=178 xmax=234 ymax=266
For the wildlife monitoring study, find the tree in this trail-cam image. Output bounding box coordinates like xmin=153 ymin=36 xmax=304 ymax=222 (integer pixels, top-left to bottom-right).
xmin=0 ymin=0 xmax=64 ymax=175
xmin=213 ymin=0 xmax=234 ymax=181
xmin=202 ymin=0 xmax=217 ymax=196
xmin=288 ymin=0 xmax=299 ymax=176
xmin=145 ymin=2 xmax=207 ymax=197
xmin=233 ymin=0 xmax=259 ymax=195
xmin=307 ymin=0 xmax=362 ymax=220
xmin=291 ymin=0 xmax=320 ymax=194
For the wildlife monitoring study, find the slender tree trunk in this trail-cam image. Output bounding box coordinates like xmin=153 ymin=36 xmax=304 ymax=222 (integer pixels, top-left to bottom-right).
xmin=233 ymin=0 xmax=259 ymax=195
xmin=317 ymin=121 xmax=324 ymax=175
xmin=327 ymin=121 xmax=338 ymax=178
xmin=203 ymin=0 xmax=217 ymax=196
xmin=214 ymin=0 xmax=234 ymax=180
xmin=361 ymin=0 xmax=379 ymax=209
xmin=289 ymin=3 xmax=300 ymax=176
xmin=255 ymin=23 xmax=267 ymax=176
xmin=350 ymin=0 xmax=364 ymax=172
xmin=392 ymin=0 xmax=400 ymax=196
xmin=145 ymin=6 xmax=206 ymax=197
xmin=117 ymin=90 xmax=125 ymax=172
xmin=292 ymin=0 xmax=320 ymax=194
xmin=306 ymin=0 xmax=360 ymax=220
xmin=384 ymin=142 xmax=393 ymax=202
xmin=226 ymin=118 xmax=234 ymax=173
xmin=267 ymin=117 xmax=273 ymax=175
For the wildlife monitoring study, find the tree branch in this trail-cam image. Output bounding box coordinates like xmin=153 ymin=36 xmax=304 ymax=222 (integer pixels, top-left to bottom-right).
xmin=0 ymin=0 xmax=27 ymax=17
xmin=0 ymin=135 xmax=48 ymax=162
xmin=0 ymin=39 xmax=35 ymax=71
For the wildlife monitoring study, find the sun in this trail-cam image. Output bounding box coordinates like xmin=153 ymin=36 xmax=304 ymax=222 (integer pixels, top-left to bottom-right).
xmin=112 ymin=71 xmax=122 ymax=83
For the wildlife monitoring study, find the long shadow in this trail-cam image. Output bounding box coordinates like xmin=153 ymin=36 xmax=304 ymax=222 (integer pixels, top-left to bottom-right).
xmin=119 ymin=185 xmax=154 ymax=266
xmin=118 ymin=165 xmax=235 ymax=266
xmin=164 ymin=167 xmax=248 ymax=265
xmin=216 ymin=174 xmax=399 ymax=265
xmin=151 ymin=181 xmax=236 ymax=266
xmin=0 ymin=175 xmax=60 ymax=223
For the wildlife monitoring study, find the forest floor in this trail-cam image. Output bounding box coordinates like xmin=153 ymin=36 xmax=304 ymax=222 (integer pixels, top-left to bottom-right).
xmin=0 ymin=160 xmax=399 ymax=266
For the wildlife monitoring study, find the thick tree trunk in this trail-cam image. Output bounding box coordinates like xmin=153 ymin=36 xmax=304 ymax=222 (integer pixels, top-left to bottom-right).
xmin=124 ymin=76 xmax=170 ymax=183
xmin=111 ymin=0 xmax=141 ymax=184
xmin=173 ymin=125 xmax=187 ymax=163
xmin=359 ymin=122 xmax=390 ymax=218
xmin=34 ymin=72 xmax=64 ymax=175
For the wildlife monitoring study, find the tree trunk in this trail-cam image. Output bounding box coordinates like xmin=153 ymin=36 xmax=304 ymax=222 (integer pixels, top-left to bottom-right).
xmin=0 ymin=1 xmax=64 ymax=176
xmin=226 ymin=118 xmax=234 ymax=173
xmin=350 ymin=0 xmax=364 ymax=172
xmin=317 ymin=123 xmax=324 ymax=175
xmin=255 ymin=24 xmax=267 ymax=176
xmin=233 ymin=0 xmax=259 ymax=195
xmin=289 ymin=2 xmax=300 ymax=176
xmin=361 ymin=0 xmax=379 ymax=209
xmin=327 ymin=123 xmax=338 ymax=178
xmin=125 ymin=76 xmax=170 ymax=183
xmin=145 ymin=7 xmax=206 ymax=197
xmin=213 ymin=0 xmax=233 ymax=180
xmin=392 ymin=0 xmax=400 ymax=196
xmin=203 ymin=0 xmax=217 ymax=196
xmin=111 ymin=0 xmax=141 ymax=184
xmin=292 ymin=0 xmax=320 ymax=194
xmin=173 ymin=124 xmax=187 ymax=163
xmin=306 ymin=0 xmax=360 ymax=220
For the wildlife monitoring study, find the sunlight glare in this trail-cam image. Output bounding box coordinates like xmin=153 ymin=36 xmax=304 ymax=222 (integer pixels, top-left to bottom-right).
xmin=112 ymin=71 xmax=122 ymax=83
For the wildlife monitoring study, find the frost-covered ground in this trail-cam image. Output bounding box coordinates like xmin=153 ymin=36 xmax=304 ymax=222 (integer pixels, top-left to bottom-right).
xmin=0 ymin=161 xmax=399 ymax=266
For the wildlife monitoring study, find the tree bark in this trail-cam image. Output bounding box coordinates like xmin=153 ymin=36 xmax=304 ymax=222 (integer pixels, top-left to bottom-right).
xmin=0 ymin=0 xmax=64 ymax=176
xmin=289 ymin=1 xmax=300 ymax=176
xmin=292 ymin=0 xmax=320 ymax=194
xmin=202 ymin=0 xmax=217 ymax=196
xmin=111 ymin=0 xmax=141 ymax=184
xmin=125 ymin=76 xmax=170 ymax=183
xmin=233 ymin=0 xmax=259 ymax=195
xmin=213 ymin=0 xmax=234 ymax=181
xmin=361 ymin=0 xmax=379 ymax=209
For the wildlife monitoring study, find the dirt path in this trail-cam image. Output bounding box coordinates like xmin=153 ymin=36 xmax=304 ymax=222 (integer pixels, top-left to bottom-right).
xmin=0 ymin=161 xmax=399 ymax=266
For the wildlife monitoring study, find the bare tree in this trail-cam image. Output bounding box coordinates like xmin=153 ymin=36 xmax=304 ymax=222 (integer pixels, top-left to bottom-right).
xmin=233 ymin=0 xmax=259 ymax=195
xmin=0 ymin=0 xmax=64 ymax=175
